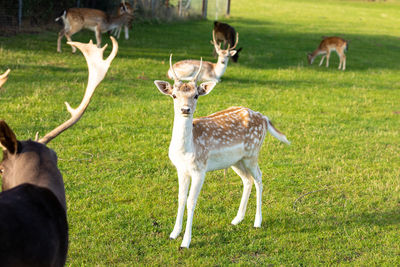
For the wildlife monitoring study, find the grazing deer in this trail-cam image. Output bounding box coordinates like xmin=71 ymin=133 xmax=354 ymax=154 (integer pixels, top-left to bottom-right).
xmin=0 ymin=37 xmax=117 ymax=266
xmin=213 ymin=21 xmax=242 ymax=63
xmin=167 ymin=30 xmax=238 ymax=82
xmin=56 ymin=5 xmax=132 ymax=53
xmin=155 ymin=55 xmax=290 ymax=248
xmin=307 ymin=36 xmax=348 ymax=70
xmin=111 ymin=1 xmax=134 ymax=40
xmin=0 ymin=69 xmax=10 ymax=88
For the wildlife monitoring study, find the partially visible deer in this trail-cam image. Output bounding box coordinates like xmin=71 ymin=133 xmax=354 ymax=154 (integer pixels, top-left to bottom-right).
xmin=0 ymin=69 xmax=10 ymax=88
xmin=213 ymin=21 xmax=242 ymax=63
xmin=307 ymin=36 xmax=348 ymax=70
xmin=0 ymin=37 xmax=117 ymax=266
xmin=111 ymin=1 xmax=134 ymax=40
xmin=56 ymin=5 xmax=132 ymax=53
xmin=167 ymin=30 xmax=238 ymax=82
xmin=155 ymin=55 xmax=290 ymax=248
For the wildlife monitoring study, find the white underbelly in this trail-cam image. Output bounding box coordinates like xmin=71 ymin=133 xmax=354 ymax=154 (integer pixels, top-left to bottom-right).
xmin=206 ymin=144 xmax=245 ymax=171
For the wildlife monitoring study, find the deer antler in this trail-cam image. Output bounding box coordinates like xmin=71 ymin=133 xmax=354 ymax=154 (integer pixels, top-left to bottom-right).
xmin=0 ymin=69 xmax=10 ymax=88
xmin=169 ymin=54 xmax=180 ymax=81
xmin=211 ymin=30 xmax=221 ymax=51
xmin=192 ymin=58 xmax=203 ymax=84
xmin=229 ymin=32 xmax=239 ymax=50
xmin=38 ymin=37 xmax=118 ymax=144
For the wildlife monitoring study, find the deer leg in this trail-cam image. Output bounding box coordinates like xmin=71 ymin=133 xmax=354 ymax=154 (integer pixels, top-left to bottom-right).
xmin=124 ymin=25 xmax=129 ymax=39
xmin=243 ymin=159 xmax=263 ymax=227
xmin=181 ymin=171 xmax=206 ymax=248
xmin=95 ymin=25 xmax=102 ymax=48
xmin=57 ymin=29 xmax=66 ymax=53
xmin=342 ymin=54 xmax=346 ymax=71
xmin=231 ymin=161 xmax=254 ymax=225
xmin=319 ymin=55 xmax=326 ymax=66
xmin=64 ymin=33 xmax=77 ymax=53
xmin=326 ymin=51 xmax=331 ymax=67
xmin=170 ymin=170 xmax=190 ymax=240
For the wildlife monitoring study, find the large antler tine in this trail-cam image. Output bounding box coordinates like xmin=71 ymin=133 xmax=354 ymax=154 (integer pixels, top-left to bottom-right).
xmin=230 ymin=32 xmax=239 ymax=50
xmin=169 ymin=54 xmax=180 ymax=81
xmin=212 ymin=29 xmax=219 ymax=48
xmin=192 ymin=58 xmax=203 ymax=84
xmin=0 ymin=69 xmax=11 ymax=88
xmin=38 ymin=37 xmax=118 ymax=144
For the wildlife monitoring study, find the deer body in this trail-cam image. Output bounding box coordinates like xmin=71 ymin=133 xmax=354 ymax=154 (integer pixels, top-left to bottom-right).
xmin=167 ymin=30 xmax=238 ymax=82
xmin=111 ymin=2 xmax=134 ymax=40
xmin=156 ymin=56 xmax=290 ymax=248
xmin=308 ymin=36 xmax=348 ymax=70
xmin=56 ymin=7 xmax=131 ymax=53
xmin=0 ymin=38 xmax=117 ymax=265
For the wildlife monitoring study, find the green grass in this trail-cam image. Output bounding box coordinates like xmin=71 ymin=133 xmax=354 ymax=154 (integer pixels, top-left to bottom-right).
xmin=1 ymin=0 xmax=400 ymax=265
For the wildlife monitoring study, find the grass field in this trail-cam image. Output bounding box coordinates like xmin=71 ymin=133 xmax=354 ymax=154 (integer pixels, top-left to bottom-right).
xmin=1 ymin=0 xmax=400 ymax=265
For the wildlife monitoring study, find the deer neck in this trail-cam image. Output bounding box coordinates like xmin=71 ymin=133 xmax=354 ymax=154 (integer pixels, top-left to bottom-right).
xmin=170 ymin=114 xmax=194 ymax=155
xmin=107 ymin=15 xmax=126 ymax=31
xmin=214 ymin=55 xmax=229 ymax=78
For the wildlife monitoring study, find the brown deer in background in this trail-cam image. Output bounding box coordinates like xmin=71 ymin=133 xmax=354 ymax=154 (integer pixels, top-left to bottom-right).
xmin=56 ymin=5 xmax=132 ymax=53
xmin=213 ymin=21 xmax=242 ymax=63
xmin=307 ymin=36 xmax=348 ymax=70
xmin=0 ymin=37 xmax=117 ymax=266
xmin=111 ymin=1 xmax=134 ymax=40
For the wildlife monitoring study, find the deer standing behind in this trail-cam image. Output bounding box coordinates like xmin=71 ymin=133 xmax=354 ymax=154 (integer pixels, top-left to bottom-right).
xmin=111 ymin=1 xmax=134 ymax=40
xmin=0 ymin=37 xmax=117 ymax=266
xmin=307 ymin=36 xmax=348 ymax=70
xmin=56 ymin=5 xmax=132 ymax=53
xmin=167 ymin=30 xmax=238 ymax=82
xmin=156 ymin=55 xmax=290 ymax=248
xmin=213 ymin=21 xmax=242 ymax=62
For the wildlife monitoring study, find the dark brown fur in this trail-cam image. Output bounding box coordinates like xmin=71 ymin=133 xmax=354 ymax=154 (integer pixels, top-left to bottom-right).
xmin=213 ymin=21 xmax=242 ymax=62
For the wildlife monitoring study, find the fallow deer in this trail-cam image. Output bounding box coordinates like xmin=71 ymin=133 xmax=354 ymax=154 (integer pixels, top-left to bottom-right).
xmin=167 ymin=30 xmax=239 ymax=82
xmin=0 ymin=69 xmax=10 ymax=88
xmin=213 ymin=21 xmax=242 ymax=62
xmin=0 ymin=37 xmax=118 ymax=266
xmin=307 ymin=36 xmax=348 ymax=70
xmin=155 ymin=55 xmax=290 ymax=248
xmin=56 ymin=5 xmax=132 ymax=53
xmin=111 ymin=1 xmax=134 ymax=40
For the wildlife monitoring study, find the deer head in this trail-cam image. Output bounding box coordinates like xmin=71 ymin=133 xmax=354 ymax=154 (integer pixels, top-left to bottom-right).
xmin=211 ymin=30 xmax=239 ymax=64
xmin=0 ymin=37 xmax=118 ymax=210
xmin=154 ymin=55 xmax=216 ymax=118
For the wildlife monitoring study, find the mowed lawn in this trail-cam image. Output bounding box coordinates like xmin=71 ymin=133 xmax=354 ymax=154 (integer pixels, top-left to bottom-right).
xmin=0 ymin=0 xmax=399 ymax=265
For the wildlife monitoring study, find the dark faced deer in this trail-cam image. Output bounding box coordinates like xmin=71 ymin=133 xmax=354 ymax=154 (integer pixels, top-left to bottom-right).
xmin=213 ymin=21 xmax=242 ymax=63
xmin=156 ymin=55 xmax=290 ymax=248
xmin=0 ymin=37 xmax=118 ymax=266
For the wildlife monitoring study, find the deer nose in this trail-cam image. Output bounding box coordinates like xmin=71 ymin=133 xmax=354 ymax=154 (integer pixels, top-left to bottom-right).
xmin=181 ymin=107 xmax=191 ymax=114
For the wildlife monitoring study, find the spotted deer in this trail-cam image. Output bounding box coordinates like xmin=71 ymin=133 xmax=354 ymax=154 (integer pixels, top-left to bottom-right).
xmin=111 ymin=1 xmax=134 ymax=40
xmin=167 ymin=30 xmax=238 ymax=82
xmin=213 ymin=21 xmax=242 ymax=62
xmin=155 ymin=55 xmax=290 ymax=248
xmin=0 ymin=37 xmax=117 ymax=265
xmin=56 ymin=5 xmax=132 ymax=53
xmin=307 ymin=36 xmax=348 ymax=70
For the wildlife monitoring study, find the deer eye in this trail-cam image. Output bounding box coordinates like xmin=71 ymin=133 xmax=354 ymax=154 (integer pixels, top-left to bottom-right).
xmin=172 ymin=94 xmax=177 ymax=99
xmin=194 ymin=95 xmax=199 ymax=99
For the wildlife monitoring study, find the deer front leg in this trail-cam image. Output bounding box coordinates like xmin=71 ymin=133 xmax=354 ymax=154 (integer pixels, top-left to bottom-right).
xmin=57 ymin=29 xmax=66 ymax=53
xmin=342 ymin=54 xmax=346 ymax=71
xmin=95 ymin=25 xmax=102 ymax=48
xmin=170 ymin=170 xmax=190 ymax=239
xmin=181 ymin=171 xmax=206 ymax=248
xmin=319 ymin=55 xmax=326 ymax=66
xmin=231 ymin=162 xmax=253 ymax=225
xmin=124 ymin=25 xmax=129 ymax=39
xmin=325 ymin=51 xmax=331 ymax=67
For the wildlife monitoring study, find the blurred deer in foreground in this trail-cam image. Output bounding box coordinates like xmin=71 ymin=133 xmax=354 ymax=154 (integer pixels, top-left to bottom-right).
xmin=167 ymin=30 xmax=238 ymax=82
xmin=56 ymin=4 xmax=132 ymax=53
xmin=0 ymin=69 xmax=10 ymax=88
xmin=0 ymin=37 xmax=117 ymax=266
xmin=307 ymin=36 xmax=348 ymax=70
xmin=213 ymin=21 xmax=242 ymax=63
xmin=156 ymin=55 xmax=290 ymax=248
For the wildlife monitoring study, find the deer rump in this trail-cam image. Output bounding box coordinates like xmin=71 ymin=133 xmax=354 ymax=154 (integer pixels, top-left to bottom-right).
xmin=0 ymin=183 xmax=68 ymax=267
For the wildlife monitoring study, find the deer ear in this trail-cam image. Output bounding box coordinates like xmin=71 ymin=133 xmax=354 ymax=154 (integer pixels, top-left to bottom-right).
xmin=0 ymin=120 xmax=18 ymax=154
xmin=198 ymin=81 xmax=217 ymax=96
xmin=154 ymin=80 xmax=173 ymax=95
xmin=229 ymin=50 xmax=237 ymax=57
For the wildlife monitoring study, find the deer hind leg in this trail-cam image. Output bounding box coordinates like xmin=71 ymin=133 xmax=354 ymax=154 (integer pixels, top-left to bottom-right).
xmin=124 ymin=25 xmax=129 ymax=39
xmin=231 ymin=161 xmax=254 ymax=225
xmin=245 ymin=160 xmax=263 ymax=227
xmin=342 ymin=54 xmax=346 ymax=71
xmin=181 ymin=171 xmax=206 ymax=248
xmin=170 ymin=170 xmax=190 ymax=240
